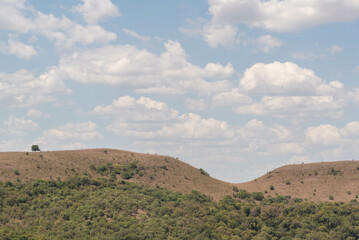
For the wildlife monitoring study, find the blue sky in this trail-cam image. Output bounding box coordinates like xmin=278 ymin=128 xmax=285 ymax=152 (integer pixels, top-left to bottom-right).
xmin=1 ymin=0 xmax=359 ymax=182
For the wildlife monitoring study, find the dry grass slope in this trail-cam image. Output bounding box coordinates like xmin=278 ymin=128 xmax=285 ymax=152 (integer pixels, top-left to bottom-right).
xmin=1 ymin=148 xmax=359 ymax=202
xmin=0 ymin=149 xmax=233 ymax=200
xmin=237 ymin=161 xmax=359 ymax=202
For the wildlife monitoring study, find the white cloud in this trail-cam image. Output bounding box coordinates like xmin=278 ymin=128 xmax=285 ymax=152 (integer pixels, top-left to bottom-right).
xmin=180 ymin=19 xmax=239 ymax=49
xmin=123 ymin=28 xmax=151 ymax=41
xmin=35 ymin=121 xmax=102 ymax=150
xmin=0 ymin=68 xmax=71 ymax=107
xmin=0 ymin=1 xmax=117 ymax=50
xmin=340 ymin=121 xmax=359 ymax=138
xmin=26 ymin=109 xmax=50 ymax=118
xmin=60 ymin=40 xmax=234 ymax=94
xmin=234 ymin=61 xmax=348 ymax=119
xmin=306 ymin=124 xmax=341 ymax=147
xmin=0 ymin=34 xmax=38 ymax=59
xmin=254 ymin=35 xmax=282 ymax=52
xmin=73 ymin=0 xmax=120 ymax=24
xmin=212 ymin=88 xmax=252 ymax=106
xmin=236 ymin=95 xmax=344 ymax=119
xmin=203 ymin=24 xmax=238 ymax=48
xmin=0 ymin=0 xmax=33 ymax=33
xmin=93 ymin=96 xmax=235 ymax=141
xmin=92 ymin=96 xmax=179 ymax=136
xmin=1 ymin=115 xmax=38 ymax=136
xmin=239 ymin=61 xmax=326 ymax=95
xmin=34 ymin=12 xmax=117 ymax=49
xmin=209 ymin=0 xmax=359 ymax=32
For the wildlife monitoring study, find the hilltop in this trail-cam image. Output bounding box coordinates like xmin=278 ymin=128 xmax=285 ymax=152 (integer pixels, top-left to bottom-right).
xmin=0 ymin=149 xmax=233 ymax=200
xmin=238 ymin=161 xmax=359 ymax=202
xmin=1 ymin=148 xmax=359 ymax=202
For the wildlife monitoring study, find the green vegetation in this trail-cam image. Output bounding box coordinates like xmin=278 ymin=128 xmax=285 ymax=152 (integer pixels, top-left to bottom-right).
xmin=199 ymin=168 xmax=210 ymax=176
xmin=286 ymin=180 xmax=291 ymax=185
xmin=90 ymin=161 xmax=142 ymax=180
xmin=329 ymin=167 xmax=341 ymax=176
xmin=31 ymin=145 xmax=40 ymax=152
xmin=1 ymin=175 xmax=359 ymax=239
xmin=270 ymin=185 xmax=275 ymax=190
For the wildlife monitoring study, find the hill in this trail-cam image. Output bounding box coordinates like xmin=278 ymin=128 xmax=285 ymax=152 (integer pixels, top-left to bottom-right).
xmin=0 ymin=148 xmax=233 ymax=200
xmin=1 ymin=148 xmax=359 ymax=202
xmin=237 ymin=161 xmax=359 ymax=202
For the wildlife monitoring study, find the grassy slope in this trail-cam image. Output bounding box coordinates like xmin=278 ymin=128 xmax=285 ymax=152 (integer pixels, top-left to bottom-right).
xmin=1 ymin=148 xmax=359 ymax=202
xmin=238 ymin=161 xmax=359 ymax=202
xmin=0 ymin=149 xmax=233 ymax=201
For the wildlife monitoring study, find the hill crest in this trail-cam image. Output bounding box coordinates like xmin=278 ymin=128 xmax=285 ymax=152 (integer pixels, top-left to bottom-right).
xmin=1 ymin=148 xmax=359 ymax=202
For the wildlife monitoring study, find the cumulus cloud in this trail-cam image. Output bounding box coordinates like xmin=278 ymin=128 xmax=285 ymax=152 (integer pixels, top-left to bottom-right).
xmin=239 ymin=61 xmax=326 ymax=95
xmin=254 ymin=35 xmax=282 ymax=52
xmin=33 ymin=12 xmax=117 ymax=49
xmin=340 ymin=121 xmax=359 ymax=138
xmin=0 ymin=68 xmax=71 ymax=107
xmin=35 ymin=121 xmax=102 ymax=150
xmin=59 ymin=40 xmax=234 ymax=94
xmin=72 ymin=0 xmax=120 ymax=24
xmin=93 ymin=96 xmax=235 ymax=141
xmin=0 ymin=1 xmax=117 ymax=50
xmin=306 ymin=124 xmax=341 ymax=147
xmin=180 ymin=19 xmax=239 ymax=49
xmin=234 ymin=61 xmax=347 ymax=118
xmin=0 ymin=0 xmax=33 ymax=33
xmin=208 ymin=0 xmax=359 ymax=32
xmin=203 ymin=24 xmax=238 ymax=48
xmin=0 ymin=34 xmax=38 ymax=59
xmin=236 ymin=95 xmax=344 ymax=119
xmin=0 ymin=115 xmax=38 ymax=136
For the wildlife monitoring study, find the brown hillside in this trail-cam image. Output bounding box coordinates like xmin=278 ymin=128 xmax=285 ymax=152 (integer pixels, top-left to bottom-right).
xmin=1 ymin=149 xmax=359 ymax=202
xmin=237 ymin=161 xmax=359 ymax=202
xmin=0 ymin=149 xmax=233 ymax=200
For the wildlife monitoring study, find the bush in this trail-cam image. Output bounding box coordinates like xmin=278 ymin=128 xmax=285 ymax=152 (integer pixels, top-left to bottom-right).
xmin=14 ymin=169 xmax=20 ymax=175
xmin=270 ymin=185 xmax=274 ymax=190
xmin=329 ymin=195 xmax=334 ymax=200
xmin=199 ymin=168 xmax=209 ymax=176
xmin=285 ymin=180 xmax=291 ymax=185
xmin=233 ymin=189 xmax=251 ymax=199
xmin=329 ymin=168 xmax=341 ymax=176
xmin=233 ymin=186 xmax=239 ymax=192
xmin=252 ymin=192 xmax=265 ymax=201
xmin=31 ymin=145 xmax=40 ymax=152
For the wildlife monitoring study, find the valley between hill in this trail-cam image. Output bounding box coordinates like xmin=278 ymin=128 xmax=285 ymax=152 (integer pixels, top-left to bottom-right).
xmin=1 ymin=148 xmax=359 ymax=202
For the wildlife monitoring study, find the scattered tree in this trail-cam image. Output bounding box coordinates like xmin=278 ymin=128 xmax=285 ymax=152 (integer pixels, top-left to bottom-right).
xmin=31 ymin=145 xmax=40 ymax=152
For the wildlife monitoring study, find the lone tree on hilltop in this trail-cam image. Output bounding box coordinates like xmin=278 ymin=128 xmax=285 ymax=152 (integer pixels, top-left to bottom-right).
xmin=31 ymin=145 xmax=40 ymax=152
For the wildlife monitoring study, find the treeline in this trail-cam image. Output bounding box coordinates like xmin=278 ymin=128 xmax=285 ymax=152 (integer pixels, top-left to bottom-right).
xmin=1 ymin=175 xmax=359 ymax=239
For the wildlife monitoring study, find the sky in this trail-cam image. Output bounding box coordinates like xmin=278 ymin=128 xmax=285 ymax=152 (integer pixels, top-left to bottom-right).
xmin=1 ymin=0 xmax=359 ymax=182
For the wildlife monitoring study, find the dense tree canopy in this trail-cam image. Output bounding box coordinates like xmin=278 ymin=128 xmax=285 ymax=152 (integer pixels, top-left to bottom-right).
xmin=1 ymin=175 xmax=359 ymax=239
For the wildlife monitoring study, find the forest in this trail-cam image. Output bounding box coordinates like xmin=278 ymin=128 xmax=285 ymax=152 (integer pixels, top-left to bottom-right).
xmin=1 ymin=172 xmax=359 ymax=240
